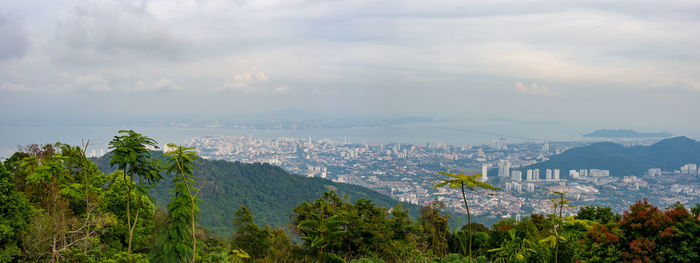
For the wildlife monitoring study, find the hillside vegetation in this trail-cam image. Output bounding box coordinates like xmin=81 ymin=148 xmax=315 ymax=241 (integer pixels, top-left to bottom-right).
xmin=92 ymin=151 xmax=423 ymax=234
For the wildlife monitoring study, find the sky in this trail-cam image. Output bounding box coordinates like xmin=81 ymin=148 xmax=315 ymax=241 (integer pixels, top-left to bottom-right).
xmin=1 ymin=0 xmax=700 ymax=133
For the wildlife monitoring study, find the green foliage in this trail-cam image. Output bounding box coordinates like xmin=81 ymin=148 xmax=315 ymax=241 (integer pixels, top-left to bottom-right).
xmin=296 ymin=197 xmax=348 ymax=261
xmin=418 ymin=201 xmax=450 ymax=257
xmin=231 ymin=205 xmax=271 ymax=259
xmin=108 ymin=130 xmax=163 ymax=257
xmin=576 ymin=206 xmax=620 ymax=226
xmin=101 ymin=171 xmax=155 ymax=253
xmin=349 ymin=258 xmax=385 ymax=263
xmin=0 ymin=164 xmax=32 ymax=262
xmin=292 ymin=191 xmax=427 ymax=262
xmin=488 ymin=229 xmax=536 ymax=263
xmin=108 ymin=130 xmax=162 ymax=185
xmin=151 ymin=144 xmax=205 ymax=263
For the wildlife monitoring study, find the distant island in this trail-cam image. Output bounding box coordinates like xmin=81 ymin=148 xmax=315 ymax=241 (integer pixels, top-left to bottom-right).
xmin=583 ymin=129 xmax=672 ymax=138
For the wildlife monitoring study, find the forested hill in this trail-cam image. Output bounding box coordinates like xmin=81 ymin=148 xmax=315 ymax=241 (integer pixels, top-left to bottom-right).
xmin=523 ymin=136 xmax=700 ymax=177
xmin=92 ymin=152 xmax=422 ymax=234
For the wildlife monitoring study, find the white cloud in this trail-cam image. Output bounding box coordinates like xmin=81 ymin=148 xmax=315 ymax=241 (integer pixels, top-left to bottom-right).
xmin=129 ymin=78 xmax=181 ymax=93
xmin=0 ymin=82 xmax=28 ymax=92
xmin=515 ymin=82 xmax=557 ymax=96
xmin=217 ymin=72 xmax=270 ymax=92
xmin=273 ymin=86 xmax=291 ymax=94
xmin=154 ymin=79 xmax=181 ymax=91
xmin=71 ymin=75 xmax=111 ymax=92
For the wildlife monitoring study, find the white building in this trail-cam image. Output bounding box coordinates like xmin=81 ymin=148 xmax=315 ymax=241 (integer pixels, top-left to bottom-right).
xmin=647 ymin=168 xmax=662 ymax=177
xmin=481 ymin=164 xmax=489 ymax=182
xmin=570 ymin=170 xmax=579 ymax=179
xmin=526 ymin=183 xmax=535 ymax=192
xmin=554 ymin=169 xmax=560 ymax=181
xmin=546 ymin=169 xmax=553 ymax=181
xmin=512 ymin=170 xmax=522 ymax=181
xmin=589 ymin=169 xmax=610 ymax=177
xmin=498 ymin=160 xmax=511 ymax=177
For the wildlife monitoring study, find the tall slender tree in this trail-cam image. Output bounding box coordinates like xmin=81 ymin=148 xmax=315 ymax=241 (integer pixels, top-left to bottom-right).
xmin=543 ymin=191 xmax=569 ymax=263
xmin=108 ymin=130 xmax=162 ymax=256
xmin=433 ymin=172 xmax=499 ymax=262
xmin=164 ymin=143 xmax=206 ymax=263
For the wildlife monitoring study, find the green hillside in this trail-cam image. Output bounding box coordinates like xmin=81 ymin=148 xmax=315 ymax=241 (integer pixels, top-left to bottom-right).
xmin=524 ymin=136 xmax=700 ymax=177
xmin=92 ymin=152 xmax=424 ymax=234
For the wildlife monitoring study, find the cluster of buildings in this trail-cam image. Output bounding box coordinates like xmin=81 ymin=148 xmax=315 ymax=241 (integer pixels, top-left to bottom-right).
xmin=646 ymin=163 xmax=700 ymax=176
xmin=187 ymin=134 xmax=699 ymax=219
xmin=189 ymin=135 xmax=575 ymax=217
xmin=569 ymin=169 xmax=610 ymax=179
xmin=680 ymin=163 xmax=700 ymax=175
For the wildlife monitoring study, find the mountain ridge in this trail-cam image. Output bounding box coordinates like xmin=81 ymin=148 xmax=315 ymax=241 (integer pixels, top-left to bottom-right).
xmin=583 ymin=129 xmax=672 ymax=138
xmin=522 ymin=136 xmax=700 ymax=177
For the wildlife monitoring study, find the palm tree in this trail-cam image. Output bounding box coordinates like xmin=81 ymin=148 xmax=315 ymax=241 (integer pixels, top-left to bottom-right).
xmin=433 ymin=172 xmax=499 ymax=261
xmin=108 ymin=130 xmax=162 ymax=256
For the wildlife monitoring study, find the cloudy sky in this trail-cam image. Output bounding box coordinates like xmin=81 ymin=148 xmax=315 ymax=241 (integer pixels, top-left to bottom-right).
xmin=1 ymin=0 xmax=700 ymax=132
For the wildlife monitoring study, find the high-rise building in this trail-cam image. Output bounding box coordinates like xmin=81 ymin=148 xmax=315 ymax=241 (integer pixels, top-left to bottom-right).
xmin=590 ymin=169 xmax=610 ymax=177
xmin=526 ymin=169 xmax=533 ymax=181
xmin=498 ymin=160 xmax=511 ymax=177
xmin=579 ymin=169 xmax=588 ymax=177
xmin=570 ymin=170 xmax=579 ymax=179
xmin=526 ymin=183 xmax=535 ymax=192
xmin=647 ymin=168 xmax=662 ymax=177
xmin=533 ymin=169 xmax=540 ymax=180
xmin=554 ymin=169 xmax=560 ymax=180
xmin=481 ymin=164 xmax=489 ymax=182
xmin=512 ymin=170 xmax=522 ymax=181
xmin=506 ymin=182 xmax=522 ymax=192
xmin=546 ymin=169 xmax=553 ymax=181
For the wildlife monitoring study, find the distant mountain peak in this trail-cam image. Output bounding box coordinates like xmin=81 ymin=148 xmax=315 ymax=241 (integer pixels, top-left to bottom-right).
xmin=656 ymin=136 xmax=693 ymax=143
xmin=583 ymin=129 xmax=672 ymax=138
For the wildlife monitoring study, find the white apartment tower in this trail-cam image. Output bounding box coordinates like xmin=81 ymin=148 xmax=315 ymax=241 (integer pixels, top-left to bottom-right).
xmin=512 ymin=170 xmax=522 ymax=181
xmin=498 ymin=160 xmax=511 ymax=177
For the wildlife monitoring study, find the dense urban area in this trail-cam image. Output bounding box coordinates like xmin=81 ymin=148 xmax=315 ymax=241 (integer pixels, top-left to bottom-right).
xmin=183 ymin=135 xmax=700 ymax=221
